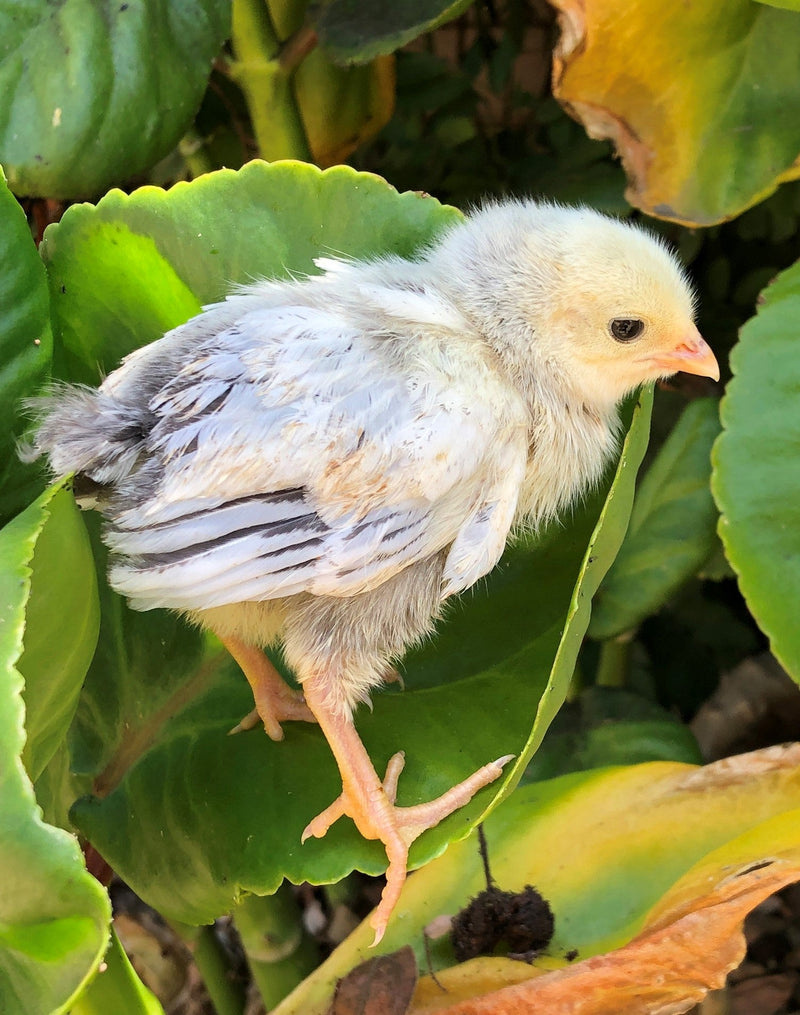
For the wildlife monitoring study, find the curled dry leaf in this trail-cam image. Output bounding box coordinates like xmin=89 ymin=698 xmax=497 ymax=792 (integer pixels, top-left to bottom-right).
xmin=328 ymin=945 xmax=418 ymax=1015
xmin=409 ymin=747 xmax=800 ymax=1014
xmin=411 ymin=858 xmax=800 ymax=1013
xmin=690 ymin=653 xmax=800 ymax=762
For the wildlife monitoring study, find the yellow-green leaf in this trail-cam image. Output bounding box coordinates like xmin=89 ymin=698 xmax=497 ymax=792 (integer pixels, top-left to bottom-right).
xmin=411 ymin=822 xmax=800 ymax=1012
xmin=589 ymin=397 xmax=720 ymax=640
xmin=274 ymin=744 xmax=800 ymax=1014
xmin=550 ymin=0 xmax=800 ymax=225
xmin=0 ymin=484 xmax=109 ymax=1014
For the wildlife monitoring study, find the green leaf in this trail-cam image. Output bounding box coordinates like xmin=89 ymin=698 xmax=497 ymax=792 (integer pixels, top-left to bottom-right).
xmin=312 ymin=0 xmax=476 ymax=64
xmin=0 ymin=485 xmax=110 ymax=1015
xmin=0 ymin=166 xmax=52 ymax=525
xmin=40 ymin=161 xmax=462 ymax=384
xmin=522 ymin=686 xmax=702 ymax=783
xmin=589 ymin=398 xmax=721 ymax=640
xmin=70 ymin=930 xmax=165 ymax=1015
xmin=18 ymin=489 xmax=99 ymax=782
xmin=0 ymin=0 xmax=231 ymax=199
xmin=712 ymin=258 xmax=800 ymax=682
xmin=38 ymin=161 xmax=650 ymax=925
xmin=754 ymin=0 xmax=800 ymax=9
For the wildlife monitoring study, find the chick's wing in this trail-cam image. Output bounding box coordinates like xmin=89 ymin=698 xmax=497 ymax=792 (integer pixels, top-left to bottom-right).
xmin=107 ymin=303 xmax=528 ymax=611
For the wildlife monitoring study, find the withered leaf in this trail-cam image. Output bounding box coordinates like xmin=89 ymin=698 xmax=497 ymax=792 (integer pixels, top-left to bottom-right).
xmin=328 ymin=945 xmax=418 ymax=1015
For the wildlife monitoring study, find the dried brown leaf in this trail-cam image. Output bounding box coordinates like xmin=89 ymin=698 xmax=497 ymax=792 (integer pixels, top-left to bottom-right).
xmin=329 ymin=945 xmax=418 ymax=1015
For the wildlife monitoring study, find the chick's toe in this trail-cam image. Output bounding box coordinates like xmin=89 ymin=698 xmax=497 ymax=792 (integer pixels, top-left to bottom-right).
xmin=223 ymin=635 xmax=316 ymax=741
xmin=299 ymin=671 xmax=514 ymax=945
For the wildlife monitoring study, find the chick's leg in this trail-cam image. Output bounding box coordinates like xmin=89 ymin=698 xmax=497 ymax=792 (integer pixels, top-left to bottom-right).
xmin=221 ymin=635 xmax=316 ymax=741
xmin=300 ymin=671 xmax=513 ymax=945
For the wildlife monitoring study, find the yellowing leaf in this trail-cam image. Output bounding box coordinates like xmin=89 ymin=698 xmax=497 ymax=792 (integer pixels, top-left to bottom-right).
xmin=411 ymin=810 xmax=800 ymax=1013
xmin=295 ymin=53 xmax=396 ymax=168
xmin=550 ymin=0 xmax=800 ymax=225
xmin=412 ymin=836 xmax=800 ymax=1010
xmin=274 ymin=745 xmax=800 ymax=1015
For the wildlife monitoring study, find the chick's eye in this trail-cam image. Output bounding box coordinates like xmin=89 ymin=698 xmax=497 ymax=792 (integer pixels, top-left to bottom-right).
xmin=610 ymin=318 xmax=645 ymax=342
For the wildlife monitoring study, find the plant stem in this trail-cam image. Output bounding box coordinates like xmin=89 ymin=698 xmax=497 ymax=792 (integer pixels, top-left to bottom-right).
xmin=279 ymin=24 xmax=318 ymax=74
xmin=234 ymin=886 xmax=319 ymax=1010
xmin=179 ymin=129 xmax=216 ymax=179
xmin=595 ymin=632 xmax=634 ymax=688
xmin=229 ymin=0 xmax=312 ymax=162
xmin=173 ymin=922 xmax=246 ymax=1015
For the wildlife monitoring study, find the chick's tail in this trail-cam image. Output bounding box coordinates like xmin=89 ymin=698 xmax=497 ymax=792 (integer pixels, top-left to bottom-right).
xmin=20 ymin=383 xmax=149 ymax=501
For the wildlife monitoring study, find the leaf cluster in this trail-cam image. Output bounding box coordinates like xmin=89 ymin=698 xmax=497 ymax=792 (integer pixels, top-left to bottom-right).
xmin=1 ymin=1 xmax=799 ymax=1012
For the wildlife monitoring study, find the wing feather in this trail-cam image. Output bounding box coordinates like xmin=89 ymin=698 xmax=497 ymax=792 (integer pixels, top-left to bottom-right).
xmin=108 ymin=491 xmax=312 ymax=554
xmin=106 ymin=297 xmax=529 ymax=611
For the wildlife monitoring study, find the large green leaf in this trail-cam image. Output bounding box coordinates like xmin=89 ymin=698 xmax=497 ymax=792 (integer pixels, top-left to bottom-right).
xmin=712 ymin=259 xmax=800 ymax=682
xmin=0 ymin=166 xmax=52 ymax=525
xmin=18 ymin=488 xmax=99 ymax=782
xmin=0 ymin=0 xmax=231 ymax=199
xmin=589 ymin=398 xmax=721 ymax=640
xmin=311 ymin=0 xmax=476 ymax=64
xmin=40 ymin=160 xmax=461 ymax=384
xmin=0 ymin=485 xmax=109 ymax=1015
xmin=38 ymin=162 xmax=651 ymax=925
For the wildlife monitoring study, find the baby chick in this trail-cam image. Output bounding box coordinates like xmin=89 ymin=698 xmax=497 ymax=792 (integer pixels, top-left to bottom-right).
xmin=27 ymin=200 xmax=718 ymax=943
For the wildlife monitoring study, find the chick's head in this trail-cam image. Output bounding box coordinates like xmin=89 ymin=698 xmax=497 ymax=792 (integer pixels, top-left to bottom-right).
xmin=434 ymin=201 xmax=718 ymax=411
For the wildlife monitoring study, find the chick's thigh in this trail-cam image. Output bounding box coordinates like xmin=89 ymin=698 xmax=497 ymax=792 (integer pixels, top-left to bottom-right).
xmin=281 ymin=551 xmax=446 ymax=715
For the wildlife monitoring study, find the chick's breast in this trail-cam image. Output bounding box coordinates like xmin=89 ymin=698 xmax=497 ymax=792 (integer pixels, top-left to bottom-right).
xmin=101 ymin=289 xmax=531 ymax=616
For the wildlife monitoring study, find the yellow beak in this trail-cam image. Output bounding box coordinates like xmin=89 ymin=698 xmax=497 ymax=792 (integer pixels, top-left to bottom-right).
xmin=652 ymin=325 xmax=720 ymax=381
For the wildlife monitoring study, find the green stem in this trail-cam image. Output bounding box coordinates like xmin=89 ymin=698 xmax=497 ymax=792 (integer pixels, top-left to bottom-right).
xmin=179 ymin=128 xmax=216 ymax=179
xmin=230 ymin=0 xmax=312 ymax=162
xmin=234 ymin=886 xmax=319 ymax=1010
xmin=172 ymin=923 xmax=246 ymax=1015
xmin=595 ymin=632 xmax=634 ymax=689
